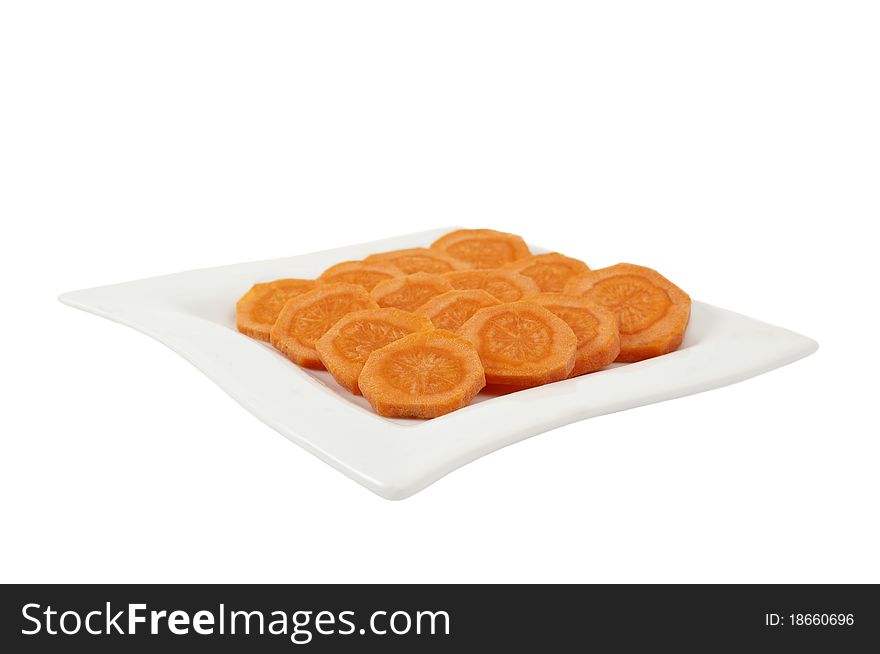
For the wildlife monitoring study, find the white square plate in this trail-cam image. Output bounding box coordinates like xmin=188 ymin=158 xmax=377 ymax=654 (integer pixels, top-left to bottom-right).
xmin=59 ymin=228 xmax=818 ymax=499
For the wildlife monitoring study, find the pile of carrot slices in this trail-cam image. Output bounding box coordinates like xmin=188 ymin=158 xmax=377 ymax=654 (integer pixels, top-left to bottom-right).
xmin=235 ymin=229 xmax=691 ymax=419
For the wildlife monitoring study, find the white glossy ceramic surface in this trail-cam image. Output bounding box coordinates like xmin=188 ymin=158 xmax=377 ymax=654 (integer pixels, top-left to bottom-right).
xmin=59 ymin=228 xmax=818 ymax=499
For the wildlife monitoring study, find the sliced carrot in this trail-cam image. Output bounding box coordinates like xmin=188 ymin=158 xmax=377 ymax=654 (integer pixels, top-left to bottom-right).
xmin=415 ymin=289 xmax=501 ymax=332
xmin=235 ymin=278 xmax=316 ymax=341
xmin=528 ymin=293 xmax=620 ymax=377
xmin=358 ymin=330 xmax=486 ymax=418
xmin=443 ymin=269 xmax=540 ymax=303
xmin=318 ymin=260 xmax=403 ymax=291
xmin=316 ymin=308 xmax=433 ymax=394
xmin=431 ymin=228 xmax=531 ymax=269
xmin=369 ymin=272 xmax=454 ymax=312
xmin=504 ymin=253 xmax=590 ymax=293
xmin=563 ymin=263 xmax=690 ymax=362
xmin=365 ymin=247 xmax=471 ymax=274
xmin=458 ymin=301 xmax=577 ymax=386
xmin=269 ymin=283 xmax=378 ymax=368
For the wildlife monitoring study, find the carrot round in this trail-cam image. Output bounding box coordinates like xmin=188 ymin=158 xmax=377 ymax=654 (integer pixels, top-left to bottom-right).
xmin=443 ymin=269 xmax=540 ymax=303
xmin=458 ymin=301 xmax=577 ymax=386
xmin=365 ymin=247 xmax=471 ymax=274
xmin=527 ymin=293 xmax=620 ymax=377
xmin=358 ymin=330 xmax=486 ymax=419
xmin=369 ymin=272 xmax=453 ymax=312
xmin=431 ymin=229 xmax=531 ymax=269
xmin=415 ymin=289 xmax=501 ymax=332
xmin=318 ymin=260 xmax=403 ymax=291
xmin=235 ymin=278 xmax=316 ymax=342
xmin=316 ymin=308 xmax=433 ymax=394
xmin=269 ymin=283 xmax=378 ymax=368
xmin=563 ymin=263 xmax=690 ymax=362
xmin=504 ymin=253 xmax=590 ymax=293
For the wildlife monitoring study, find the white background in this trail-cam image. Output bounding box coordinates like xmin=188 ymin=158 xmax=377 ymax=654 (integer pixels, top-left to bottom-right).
xmin=1 ymin=1 xmax=878 ymax=583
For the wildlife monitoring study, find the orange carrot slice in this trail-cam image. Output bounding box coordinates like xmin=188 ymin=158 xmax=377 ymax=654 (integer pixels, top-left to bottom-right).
xmin=504 ymin=253 xmax=590 ymax=293
xmin=528 ymin=293 xmax=620 ymax=377
xmin=369 ymin=272 xmax=454 ymax=312
xmin=431 ymin=229 xmax=531 ymax=269
xmin=443 ymin=269 xmax=540 ymax=303
xmin=365 ymin=247 xmax=471 ymax=274
xmin=415 ymin=289 xmax=501 ymax=332
xmin=318 ymin=260 xmax=403 ymax=291
xmin=235 ymin=278 xmax=316 ymax=341
xmin=316 ymin=308 xmax=433 ymax=394
xmin=270 ymin=283 xmax=378 ymax=368
xmin=458 ymin=301 xmax=577 ymax=386
xmin=563 ymin=263 xmax=690 ymax=362
xmin=358 ymin=330 xmax=486 ymax=418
